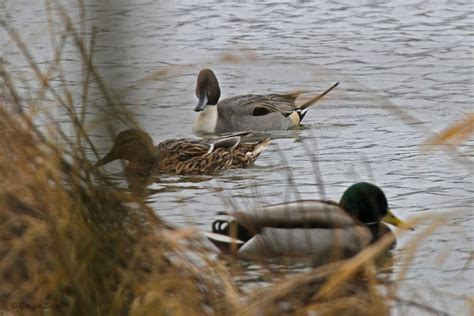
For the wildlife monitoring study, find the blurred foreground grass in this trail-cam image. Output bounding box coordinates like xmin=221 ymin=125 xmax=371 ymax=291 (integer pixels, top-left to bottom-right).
xmin=0 ymin=103 xmax=240 ymax=315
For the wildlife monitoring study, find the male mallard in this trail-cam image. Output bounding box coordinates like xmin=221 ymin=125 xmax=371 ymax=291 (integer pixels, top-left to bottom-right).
xmin=96 ymin=129 xmax=270 ymax=175
xmin=205 ymin=182 xmax=412 ymax=263
xmin=193 ymin=68 xmax=339 ymax=134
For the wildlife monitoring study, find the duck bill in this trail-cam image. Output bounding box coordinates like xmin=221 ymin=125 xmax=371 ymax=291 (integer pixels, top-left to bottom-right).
xmin=382 ymin=209 xmax=414 ymax=230
xmin=194 ymin=91 xmax=208 ymax=112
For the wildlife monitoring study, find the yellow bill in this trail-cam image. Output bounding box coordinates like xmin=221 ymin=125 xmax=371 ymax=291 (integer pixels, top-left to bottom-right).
xmin=383 ymin=209 xmax=414 ymax=230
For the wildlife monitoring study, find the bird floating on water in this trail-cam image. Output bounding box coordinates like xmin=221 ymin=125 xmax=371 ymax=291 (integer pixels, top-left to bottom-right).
xmin=96 ymin=129 xmax=270 ymax=175
xmin=205 ymin=182 xmax=412 ymax=264
xmin=193 ymin=68 xmax=339 ymax=134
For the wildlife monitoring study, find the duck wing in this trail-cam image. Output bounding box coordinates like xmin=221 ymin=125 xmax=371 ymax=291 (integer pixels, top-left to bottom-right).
xmin=218 ymin=94 xmax=296 ymax=116
xmin=227 ymin=200 xmax=358 ymax=233
xmin=216 ymin=94 xmax=299 ymax=132
xmin=207 ymin=136 xmax=241 ymax=152
xmin=157 ymin=134 xmax=245 ymax=160
xmin=209 ymin=200 xmax=372 ymax=260
xmin=156 ymin=135 xmax=267 ymax=174
xmin=156 ymin=138 xmax=232 ymax=174
xmin=234 ymin=200 xmax=372 ymax=261
xmin=157 ymin=138 xmax=210 ymax=161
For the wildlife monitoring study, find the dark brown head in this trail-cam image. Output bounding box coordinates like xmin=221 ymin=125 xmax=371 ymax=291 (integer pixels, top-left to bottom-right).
xmin=194 ymin=68 xmax=221 ymax=112
xmin=96 ymin=129 xmax=156 ymax=172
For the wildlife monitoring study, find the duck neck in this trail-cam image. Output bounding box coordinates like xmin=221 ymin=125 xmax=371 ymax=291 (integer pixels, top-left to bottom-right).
xmin=126 ymin=156 xmax=156 ymax=174
xmin=367 ymin=222 xmax=391 ymax=243
xmin=125 ymin=143 xmax=156 ymax=174
xmin=193 ymin=105 xmax=218 ymax=134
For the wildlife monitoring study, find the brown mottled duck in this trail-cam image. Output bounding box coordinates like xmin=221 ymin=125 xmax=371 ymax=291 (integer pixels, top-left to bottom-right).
xmin=96 ymin=129 xmax=270 ymax=175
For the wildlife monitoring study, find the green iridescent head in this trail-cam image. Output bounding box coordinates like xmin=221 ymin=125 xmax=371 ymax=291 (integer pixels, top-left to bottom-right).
xmin=339 ymin=182 xmax=410 ymax=229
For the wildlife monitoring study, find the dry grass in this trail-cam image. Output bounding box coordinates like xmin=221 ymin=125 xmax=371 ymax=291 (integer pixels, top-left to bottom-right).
xmin=423 ymin=113 xmax=474 ymax=148
xmin=0 ymin=104 xmax=242 ymax=315
xmin=0 ymin=4 xmax=239 ymax=314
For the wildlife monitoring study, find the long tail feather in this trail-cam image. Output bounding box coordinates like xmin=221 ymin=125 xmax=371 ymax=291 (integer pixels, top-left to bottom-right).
xmin=297 ymin=81 xmax=339 ymax=111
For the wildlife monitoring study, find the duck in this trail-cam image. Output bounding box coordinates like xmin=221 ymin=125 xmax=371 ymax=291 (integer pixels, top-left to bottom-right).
xmin=193 ymin=68 xmax=339 ymax=134
xmin=96 ymin=129 xmax=270 ymax=175
xmin=204 ymin=182 xmax=412 ymax=264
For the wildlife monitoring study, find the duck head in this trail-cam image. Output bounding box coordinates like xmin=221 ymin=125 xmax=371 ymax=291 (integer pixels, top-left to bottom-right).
xmin=194 ymin=68 xmax=221 ymax=112
xmin=339 ymin=182 xmax=412 ymax=229
xmin=96 ymin=129 xmax=156 ymax=173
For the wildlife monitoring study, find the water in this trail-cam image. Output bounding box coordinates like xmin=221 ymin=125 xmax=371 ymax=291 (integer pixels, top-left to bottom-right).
xmin=1 ymin=0 xmax=473 ymax=314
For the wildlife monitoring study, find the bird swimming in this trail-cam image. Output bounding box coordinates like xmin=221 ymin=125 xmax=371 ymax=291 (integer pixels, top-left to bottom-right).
xmin=205 ymin=182 xmax=412 ymax=264
xmin=193 ymin=68 xmax=339 ymax=134
xmin=96 ymin=129 xmax=270 ymax=175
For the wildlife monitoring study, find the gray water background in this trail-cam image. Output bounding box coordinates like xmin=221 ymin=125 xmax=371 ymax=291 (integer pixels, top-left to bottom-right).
xmin=1 ymin=0 xmax=473 ymax=314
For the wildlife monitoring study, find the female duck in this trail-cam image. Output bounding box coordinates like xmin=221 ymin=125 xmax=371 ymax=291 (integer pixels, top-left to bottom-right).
xmin=205 ymin=182 xmax=411 ymax=264
xmin=193 ymin=68 xmax=339 ymax=134
xmin=96 ymin=129 xmax=270 ymax=175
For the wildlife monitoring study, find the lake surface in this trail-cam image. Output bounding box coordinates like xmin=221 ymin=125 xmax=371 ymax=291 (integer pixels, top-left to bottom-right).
xmin=1 ymin=0 xmax=473 ymax=314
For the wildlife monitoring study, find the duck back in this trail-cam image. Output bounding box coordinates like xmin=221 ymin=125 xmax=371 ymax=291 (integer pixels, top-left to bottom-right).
xmin=215 ymin=94 xmax=296 ymax=133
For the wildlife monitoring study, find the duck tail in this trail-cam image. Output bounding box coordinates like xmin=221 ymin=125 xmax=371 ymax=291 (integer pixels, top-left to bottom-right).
xmin=203 ymin=231 xmax=244 ymax=246
xmin=297 ymin=81 xmax=339 ymax=111
xmin=252 ymin=138 xmax=271 ymax=156
xmin=295 ymin=108 xmax=309 ymax=123
xmin=205 ymin=213 xmax=258 ymax=254
xmin=204 ymin=215 xmax=245 ymax=253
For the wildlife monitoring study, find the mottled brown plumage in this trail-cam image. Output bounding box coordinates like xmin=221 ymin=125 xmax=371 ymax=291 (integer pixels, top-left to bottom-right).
xmin=96 ymin=129 xmax=270 ymax=175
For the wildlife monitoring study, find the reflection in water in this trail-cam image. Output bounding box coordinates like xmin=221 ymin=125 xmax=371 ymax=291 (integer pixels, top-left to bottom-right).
xmin=220 ymin=250 xmax=394 ymax=295
xmin=125 ymin=173 xmax=156 ymax=197
xmin=124 ymin=172 xmax=213 ymax=198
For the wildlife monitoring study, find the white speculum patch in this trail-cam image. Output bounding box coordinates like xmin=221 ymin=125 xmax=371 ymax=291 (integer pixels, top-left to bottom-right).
xmin=193 ymin=106 xmax=218 ymax=133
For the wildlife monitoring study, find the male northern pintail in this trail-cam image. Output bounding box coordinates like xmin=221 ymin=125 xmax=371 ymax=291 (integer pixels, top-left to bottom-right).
xmin=205 ymin=182 xmax=412 ymax=264
xmin=193 ymin=68 xmax=339 ymax=134
xmin=96 ymin=129 xmax=270 ymax=175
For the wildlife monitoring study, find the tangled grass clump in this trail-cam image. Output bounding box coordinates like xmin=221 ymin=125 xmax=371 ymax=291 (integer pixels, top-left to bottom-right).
xmin=0 ymin=104 xmax=239 ymax=315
